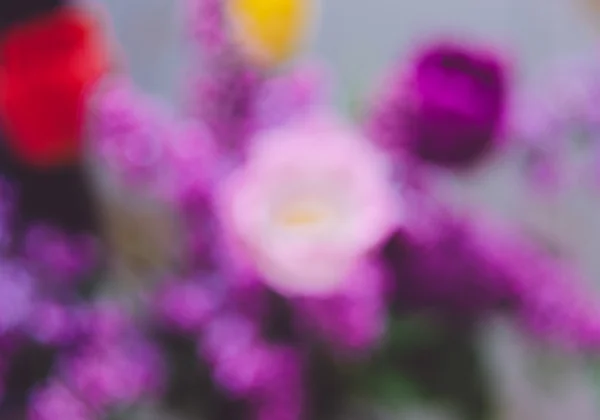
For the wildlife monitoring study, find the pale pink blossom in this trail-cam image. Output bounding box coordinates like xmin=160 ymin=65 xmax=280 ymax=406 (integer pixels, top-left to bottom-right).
xmin=219 ymin=116 xmax=399 ymax=296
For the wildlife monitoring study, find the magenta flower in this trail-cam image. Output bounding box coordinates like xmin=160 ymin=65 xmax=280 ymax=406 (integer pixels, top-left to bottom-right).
xmin=369 ymin=40 xmax=508 ymax=169
xmin=219 ymin=116 xmax=399 ymax=296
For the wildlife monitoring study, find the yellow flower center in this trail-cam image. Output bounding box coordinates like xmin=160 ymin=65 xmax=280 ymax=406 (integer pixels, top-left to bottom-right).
xmin=227 ymin=0 xmax=313 ymax=66
xmin=275 ymin=199 xmax=333 ymax=228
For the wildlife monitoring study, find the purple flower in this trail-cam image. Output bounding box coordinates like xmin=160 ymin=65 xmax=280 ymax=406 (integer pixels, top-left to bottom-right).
xmin=495 ymin=235 xmax=600 ymax=352
xmin=523 ymin=149 xmax=565 ymax=193
xmin=88 ymin=79 xmax=175 ymax=188
xmin=199 ymin=313 xmax=304 ymax=417
xmin=154 ymin=280 xmax=218 ymax=333
xmin=186 ymin=0 xmax=229 ymax=57
xmin=199 ymin=313 xmax=266 ymax=396
xmin=190 ymin=64 xmax=261 ymax=156
xmin=370 ymin=41 xmax=508 ymax=169
xmin=200 ymin=314 xmax=259 ymax=365
xmin=60 ymin=306 xmax=165 ymax=411
xmin=23 ymin=225 xmax=98 ymax=285
xmin=28 ymin=382 xmax=94 ymax=420
xmin=254 ymin=63 xmax=330 ymax=131
xmin=0 ymin=265 xmax=35 ymax=334
xmin=407 ymin=41 xmax=508 ymax=167
xmin=211 ymin=341 xmax=273 ymax=398
xmin=26 ymin=301 xmax=81 ymax=346
xmin=384 ymin=215 xmax=512 ymax=315
xmin=251 ymin=346 xmax=304 ymax=420
xmin=384 ymin=211 xmax=600 ymax=350
xmin=165 ymin=122 xmax=217 ymax=210
xmin=64 ymin=344 xmax=162 ymax=409
xmin=295 ymin=262 xmax=388 ymax=354
xmin=186 ymin=0 xmax=316 ymax=68
xmin=77 ymin=302 xmax=131 ymax=346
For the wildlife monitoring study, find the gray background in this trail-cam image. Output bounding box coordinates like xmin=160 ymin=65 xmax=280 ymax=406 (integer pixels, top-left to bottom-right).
xmin=101 ymin=0 xmax=598 ymax=104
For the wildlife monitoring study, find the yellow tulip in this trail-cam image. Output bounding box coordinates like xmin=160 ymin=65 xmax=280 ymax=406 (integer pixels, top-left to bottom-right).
xmin=226 ymin=0 xmax=315 ymax=67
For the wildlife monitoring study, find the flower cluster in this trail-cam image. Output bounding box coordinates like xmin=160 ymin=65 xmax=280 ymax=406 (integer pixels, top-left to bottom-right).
xmin=0 ymin=181 xmax=162 ymax=419
xmin=510 ymin=56 xmax=600 ymax=191
xmin=86 ymin=2 xmax=600 ymax=418
xmin=3 ymin=0 xmax=600 ymax=419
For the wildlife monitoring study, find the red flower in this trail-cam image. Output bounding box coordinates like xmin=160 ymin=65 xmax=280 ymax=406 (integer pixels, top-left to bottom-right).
xmin=0 ymin=7 xmax=110 ymax=167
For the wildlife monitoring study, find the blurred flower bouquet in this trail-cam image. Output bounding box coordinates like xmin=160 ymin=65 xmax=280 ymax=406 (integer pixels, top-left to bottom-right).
xmin=2 ymin=1 xmax=600 ymax=419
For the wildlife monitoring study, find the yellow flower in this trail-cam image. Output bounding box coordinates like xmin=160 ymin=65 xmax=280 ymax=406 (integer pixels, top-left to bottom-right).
xmin=226 ymin=0 xmax=315 ymax=67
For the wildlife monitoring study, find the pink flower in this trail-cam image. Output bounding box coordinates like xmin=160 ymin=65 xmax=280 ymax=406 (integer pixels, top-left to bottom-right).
xmin=219 ymin=116 xmax=399 ymax=296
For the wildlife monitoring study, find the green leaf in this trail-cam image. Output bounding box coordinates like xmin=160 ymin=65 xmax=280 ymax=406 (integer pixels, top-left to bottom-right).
xmin=371 ymin=370 xmax=424 ymax=407
xmin=386 ymin=315 xmax=442 ymax=350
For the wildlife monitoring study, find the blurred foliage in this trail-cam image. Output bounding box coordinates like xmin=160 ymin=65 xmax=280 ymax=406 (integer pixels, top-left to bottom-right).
xmin=346 ymin=314 xmax=492 ymax=420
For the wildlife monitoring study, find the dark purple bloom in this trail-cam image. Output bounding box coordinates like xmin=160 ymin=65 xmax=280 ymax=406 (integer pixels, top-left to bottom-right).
xmin=406 ymin=41 xmax=508 ymax=167
xmin=369 ymin=40 xmax=508 ymax=169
